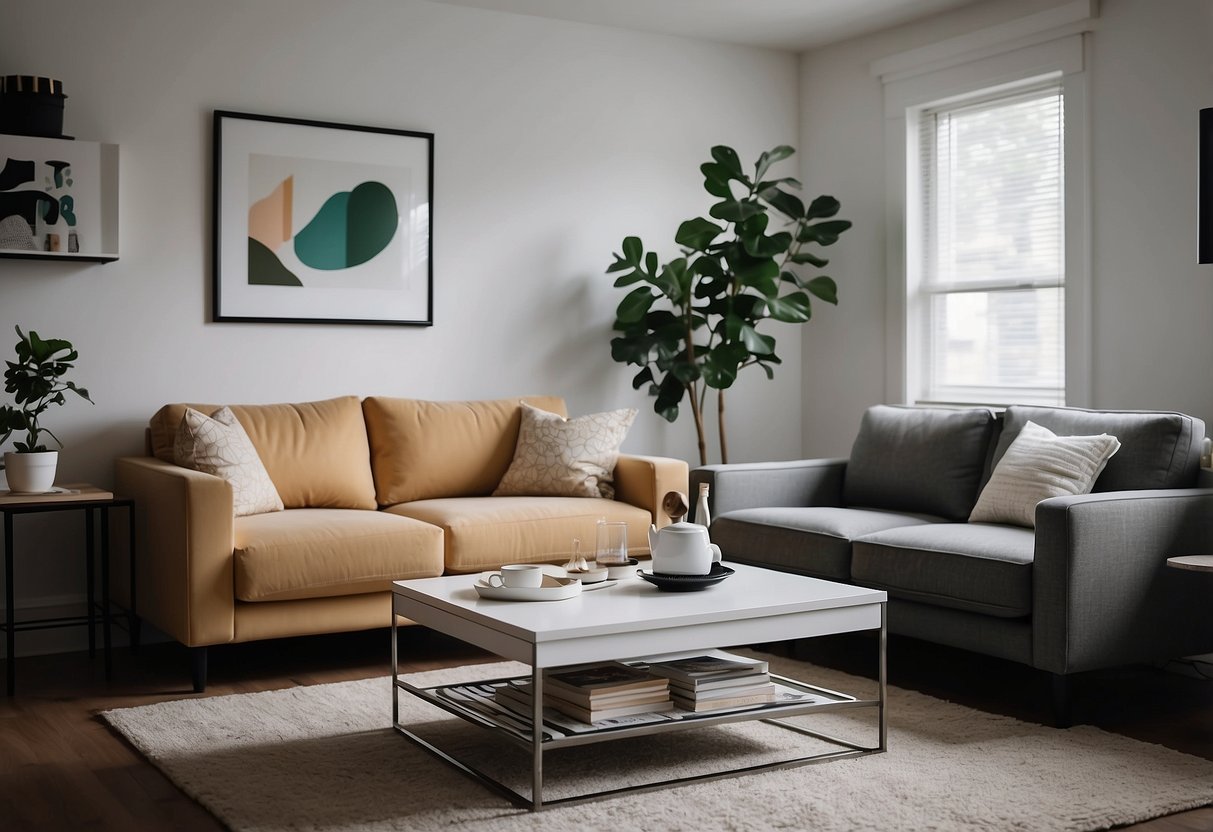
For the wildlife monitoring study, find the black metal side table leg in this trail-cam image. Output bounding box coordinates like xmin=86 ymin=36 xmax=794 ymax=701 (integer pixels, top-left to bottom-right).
xmin=127 ymin=503 xmax=140 ymax=651
xmin=85 ymin=508 xmax=96 ymax=658
xmin=5 ymin=512 xmax=14 ymax=696
xmin=100 ymin=508 xmax=112 ymax=680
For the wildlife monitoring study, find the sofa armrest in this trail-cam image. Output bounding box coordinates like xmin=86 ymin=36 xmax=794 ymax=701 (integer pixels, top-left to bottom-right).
xmin=115 ymin=456 xmax=237 ymax=647
xmin=690 ymin=459 xmax=848 ymax=521
xmin=1033 ymin=488 xmax=1213 ymax=674
xmin=614 ymin=454 xmax=689 ymax=529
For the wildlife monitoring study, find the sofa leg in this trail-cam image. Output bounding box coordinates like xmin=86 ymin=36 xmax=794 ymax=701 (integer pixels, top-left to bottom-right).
xmin=1050 ymin=673 xmax=1073 ymax=728
xmin=191 ymin=646 xmax=208 ymax=693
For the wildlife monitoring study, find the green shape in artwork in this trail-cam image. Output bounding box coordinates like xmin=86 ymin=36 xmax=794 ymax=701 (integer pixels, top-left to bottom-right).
xmin=248 ymin=237 xmax=303 ymax=286
xmin=294 ymin=181 xmax=397 ymax=270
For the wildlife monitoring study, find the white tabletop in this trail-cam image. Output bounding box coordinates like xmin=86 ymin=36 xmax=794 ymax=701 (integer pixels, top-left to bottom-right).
xmin=394 ymin=563 xmax=885 ymax=664
xmin=1167 ymin=555 xmax=1213 ymax=573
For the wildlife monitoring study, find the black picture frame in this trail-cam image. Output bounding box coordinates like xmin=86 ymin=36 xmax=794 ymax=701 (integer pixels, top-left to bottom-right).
xmin=1201 ymin=107 xmax=1211 ymax=265
xmin=212 ymin=110 xmax=434 ymax=326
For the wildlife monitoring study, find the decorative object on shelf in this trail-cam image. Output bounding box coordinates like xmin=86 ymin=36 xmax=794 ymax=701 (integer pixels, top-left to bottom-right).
xmin=605 ymin=145 xmax=851 ymax=464
xmin=0 ymin=76 xmax=68 ymax=138
xmin=212 ymin=110 xmax=433 ymax=326
xmin=0 ymin=326 xmax=93 ymax=493
xmin=648 ymin=491 xmax=722 ymax=576
xmin=0 ymin=134 xmax=119 ymax=262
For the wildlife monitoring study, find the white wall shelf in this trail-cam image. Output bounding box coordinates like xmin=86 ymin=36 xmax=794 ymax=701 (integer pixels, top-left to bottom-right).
xmin=0 ymin=134 xmax=118 ymax=262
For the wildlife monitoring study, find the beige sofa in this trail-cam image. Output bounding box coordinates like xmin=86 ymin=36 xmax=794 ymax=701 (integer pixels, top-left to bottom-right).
xmin=115 ymin=395 xmax=688 ymax=690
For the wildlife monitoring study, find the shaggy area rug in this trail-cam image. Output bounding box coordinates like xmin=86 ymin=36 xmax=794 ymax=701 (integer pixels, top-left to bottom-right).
xmin=102 ymin=654 xmax=1213 ymax=831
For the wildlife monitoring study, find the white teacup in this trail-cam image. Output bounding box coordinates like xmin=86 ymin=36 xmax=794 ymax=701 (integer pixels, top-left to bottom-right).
xmin=488 ymin=564 xmax=544 ymax=588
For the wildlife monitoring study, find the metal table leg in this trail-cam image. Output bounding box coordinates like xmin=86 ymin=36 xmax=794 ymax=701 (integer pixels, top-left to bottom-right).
xmin=532 ymin=655 xmax=544 ymax=810
xmin=85 ymin=509 xmax=96 ymax=658
xmin=4 ymin=513 xmax=13 ymax=696
xmin=101 ymin=507 xmax=112 ymax=680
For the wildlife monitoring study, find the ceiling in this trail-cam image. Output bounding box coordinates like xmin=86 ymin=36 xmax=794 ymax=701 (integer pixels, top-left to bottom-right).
xmin=425 ymin=0 xmax=988 ymax=51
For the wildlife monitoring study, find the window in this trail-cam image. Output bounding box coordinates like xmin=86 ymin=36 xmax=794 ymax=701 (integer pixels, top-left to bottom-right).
xmin=912 ymin=83 xmax=1065 ymax=406
xmin=876 ymin=11 xmax=1092 ymax=409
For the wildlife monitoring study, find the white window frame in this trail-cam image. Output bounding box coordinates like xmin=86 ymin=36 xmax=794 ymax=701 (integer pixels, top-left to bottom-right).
xmin=876 ymin=5 xmax=1093 ymax=408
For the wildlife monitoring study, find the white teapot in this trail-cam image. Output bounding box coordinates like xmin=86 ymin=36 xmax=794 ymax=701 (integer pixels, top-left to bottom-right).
xmin=648 ymin=522 xmax=722 ymax=576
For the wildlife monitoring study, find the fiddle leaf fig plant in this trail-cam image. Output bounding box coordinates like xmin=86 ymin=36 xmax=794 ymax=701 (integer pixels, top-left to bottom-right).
xmin=607 ymin=144 xmax=851 ymax=465
xmin=0 ymin=326 xmax=93 ymax=453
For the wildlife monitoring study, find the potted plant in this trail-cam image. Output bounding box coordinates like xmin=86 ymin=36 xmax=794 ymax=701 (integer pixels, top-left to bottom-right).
xmin=0 ymin=326 xmax=92 ymax=493
xmin=606 ymin=144 xmax=850 ymax=465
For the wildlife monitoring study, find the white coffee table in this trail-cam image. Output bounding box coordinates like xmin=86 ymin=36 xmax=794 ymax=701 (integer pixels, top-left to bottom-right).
xmin=391 ymin=563 xmax=887 ymax=810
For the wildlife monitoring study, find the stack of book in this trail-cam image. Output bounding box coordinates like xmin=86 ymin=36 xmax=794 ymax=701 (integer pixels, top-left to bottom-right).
xmin=643 ymin=652 xmax=776 ymax=713
xmin=494 ymin=661 xmax=673 ymax=724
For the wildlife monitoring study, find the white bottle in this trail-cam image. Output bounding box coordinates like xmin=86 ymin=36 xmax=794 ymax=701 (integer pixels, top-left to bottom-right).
xmin=695 ymin=482 xmax=711 ymax=533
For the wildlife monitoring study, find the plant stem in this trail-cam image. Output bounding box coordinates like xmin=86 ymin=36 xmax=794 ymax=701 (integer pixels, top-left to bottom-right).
xmin=717 ymin=389 xmax=729 ymax=464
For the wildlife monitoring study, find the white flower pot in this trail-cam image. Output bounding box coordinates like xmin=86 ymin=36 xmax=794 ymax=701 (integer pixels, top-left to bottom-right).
xmin=3 ymin=450 xmax=58 ymax=493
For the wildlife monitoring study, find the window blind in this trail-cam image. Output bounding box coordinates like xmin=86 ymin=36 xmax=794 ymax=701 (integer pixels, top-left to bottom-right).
xmin=918 ymin=84 xmax=1065 ymax=406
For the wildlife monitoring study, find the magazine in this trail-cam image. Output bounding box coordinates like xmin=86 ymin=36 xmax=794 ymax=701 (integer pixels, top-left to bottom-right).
xmin=642 ymin=652 xmax=769 ymax=683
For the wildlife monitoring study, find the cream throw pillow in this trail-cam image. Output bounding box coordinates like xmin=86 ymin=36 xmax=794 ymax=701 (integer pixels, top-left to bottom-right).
xmin=493 ymin=403 xmax=637 ymax=498
xmin=173 ymin=406 xmax=284 ymax=517
xmin=969 ymin=420 xmax=1121 ymax=528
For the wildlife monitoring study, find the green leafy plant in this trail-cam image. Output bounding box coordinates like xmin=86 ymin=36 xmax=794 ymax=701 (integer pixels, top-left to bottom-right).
xmin=607 ymin=145 xmax=851 ymax=465
xmin=0 ymin=326 xmax=93 ymax=453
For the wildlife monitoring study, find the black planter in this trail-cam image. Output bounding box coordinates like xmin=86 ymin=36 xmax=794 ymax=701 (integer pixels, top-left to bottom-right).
xmin=0 ymin=76 xmax=67 ymax=139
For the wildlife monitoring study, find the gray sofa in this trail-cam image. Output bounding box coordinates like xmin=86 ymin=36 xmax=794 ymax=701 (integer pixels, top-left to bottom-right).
xmin=691 ymin=404 xmax=1213 ymax=724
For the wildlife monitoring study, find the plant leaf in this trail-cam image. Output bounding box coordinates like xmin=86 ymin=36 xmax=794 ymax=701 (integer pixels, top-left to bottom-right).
xmin=766 ymin=291 xmax=812 ymax=323
xmin=805 ymin=195 xmax=840 ymax=220
xmin=759 ymin=187 xmax=804 ymax=220
xmin=740 ymin=324 xmax=776 ymax=355
xmin=789 ymin=251 xmax=828 ymax=268
xmin=631 ymin=367 xmax=654 ymax=390
xmin=616 ymin=287 xmax=655 ymax=324
xmin=621 ymin=236 xmax=643 ymax=264
xmin=709 ymin=199 xmax=764 ymax=224
xmin=710 ymin=145 xmax=744 ymax=180
xmin=806 ymin=276 xmax=838 ymax=305
xmin=675 ymin=217 xmax=723 ymax=251
xmin=797 ymin=219 xmax=852 ymax=246
xmin=753 ymin=145 xmax=793 ymax=183
xmin=700 ymin=162 xmax=734 ymax=198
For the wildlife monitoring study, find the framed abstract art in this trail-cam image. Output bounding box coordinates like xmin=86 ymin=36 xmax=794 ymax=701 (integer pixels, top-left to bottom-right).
xmin=212 ymin=110 xmax=433 ymax=325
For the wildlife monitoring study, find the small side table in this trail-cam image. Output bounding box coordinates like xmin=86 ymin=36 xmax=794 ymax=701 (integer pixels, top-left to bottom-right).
xmin=0 ymin=484 xmax=136 ymax=695
xmin=1167 ymin=555 xmax=1213 ymax=573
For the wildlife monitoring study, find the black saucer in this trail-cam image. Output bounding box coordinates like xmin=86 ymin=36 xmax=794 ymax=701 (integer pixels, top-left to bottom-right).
xmin=638 ymin=563 xmax=734 ymax=592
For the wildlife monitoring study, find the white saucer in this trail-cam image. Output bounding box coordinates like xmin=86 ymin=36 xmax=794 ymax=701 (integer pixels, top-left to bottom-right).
xmin=566 ymin=563 xmax=610 ymax=583
xmin=474 ymin=573 xmax=583 ymax=601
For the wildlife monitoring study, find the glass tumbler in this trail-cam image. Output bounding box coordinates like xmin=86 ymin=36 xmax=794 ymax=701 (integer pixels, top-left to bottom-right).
xmin=595 ymin=519 xmax=628 ymax=566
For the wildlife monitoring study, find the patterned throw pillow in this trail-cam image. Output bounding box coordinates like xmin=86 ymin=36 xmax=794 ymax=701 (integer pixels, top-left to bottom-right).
xmin=969 ymin=420 xmax=1120 ymax=528
xmin=493 ymin=403 xmax=637 ymax=498
xmin=173 ymin=406 xmax=284 ymax=517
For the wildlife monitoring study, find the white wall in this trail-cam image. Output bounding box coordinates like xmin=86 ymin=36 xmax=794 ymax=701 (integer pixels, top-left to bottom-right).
xmin=799 ymin=0 xmax=1213 ymax=455
xmin=0 ymin=0 xmax=798 ymax=646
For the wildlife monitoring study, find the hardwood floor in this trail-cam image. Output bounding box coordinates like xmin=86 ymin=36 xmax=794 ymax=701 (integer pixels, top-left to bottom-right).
xmin=1 ymin=628 xmax=1210 ymax=831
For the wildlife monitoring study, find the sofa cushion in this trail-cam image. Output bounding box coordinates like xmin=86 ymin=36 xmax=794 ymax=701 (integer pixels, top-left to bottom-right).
xmin=234 ymin=508 xmax=444 ymax=602
xmin=172 ymin=406 xmax=284 ymax=517
xmin=712 ymin=507 xmax=941 ymax=580
xmin=364 ymin=396 xmax=566 ymax=506
xmin=852 ymin=523 xmax=1035 ymax=618
xmin=843 ymin=405 xmax=996 ymax=521
xmin=970 ymin=421 xmax=1121 ymax=528
xmin=493 ymin=403 xmax=636 ymax=499
xmin=990 ymin=405 xmax=1204 ymax=492
xmin=151 ymin=397 xmax=377 ymax=510
xmin=385 ymin=496 xmax=650 ymax=573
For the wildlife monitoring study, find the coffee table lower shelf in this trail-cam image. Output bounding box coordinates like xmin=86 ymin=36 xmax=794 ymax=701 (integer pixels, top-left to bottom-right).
xmin=392 ymin=658 xmax=885 ymax=810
